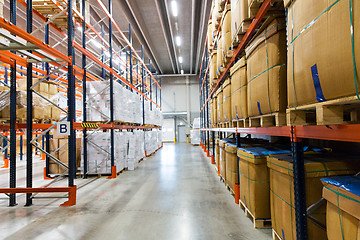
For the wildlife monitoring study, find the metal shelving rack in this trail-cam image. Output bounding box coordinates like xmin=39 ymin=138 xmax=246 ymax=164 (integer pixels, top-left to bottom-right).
xmin=0 ymin=0 xmax=162 ymax=207
xmin=198 ymin=0 xmax=360 ymax=239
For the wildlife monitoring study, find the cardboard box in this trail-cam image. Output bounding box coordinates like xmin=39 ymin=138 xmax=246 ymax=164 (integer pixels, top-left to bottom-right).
xmin=231 ymin=0 xmax=249 ymax=42
xmin=49 ymin=138 xmax=60 ymax=174
xmin=48 ymin=83 xmax=58 ymax=95
xmin=246 ymin=18 xmax=287 ymax=117
xmin=287 ymin=0 xmax=360 ymax=107
xmin=230 ymin=57 xmax=248 ymax=120
xmin=217 ymin=35 xmax=224 ymax=77
xmin=216 ymin=87 xmax=224 ymax=123
xmin=238 ymin=146 xmax=291 ymax=220
xmin=223 ymin=78 xmax=232 ymax=122
xmin=219 ymin=140 xmax=228 ymax=180
xmin=221 ymin=5 xmax=232 ymax=56
xmin=210 ymin=50 xmax=218 ymax=86
xmin=321 ymin=176 xmax=360 ymax=240
xmin=225 ymin=143 xmax=237 ymax=191
xmin=212 ymin=95 xmax=218 ymax=124
xmin=267 ymin=153 xmax=360 ymax=240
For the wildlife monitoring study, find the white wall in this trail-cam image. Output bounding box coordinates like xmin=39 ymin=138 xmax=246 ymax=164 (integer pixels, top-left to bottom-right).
xmin=162 ymin=118 xmax=175 ymax=142
xmin=161 ymin=76 xmax=200 ymax=121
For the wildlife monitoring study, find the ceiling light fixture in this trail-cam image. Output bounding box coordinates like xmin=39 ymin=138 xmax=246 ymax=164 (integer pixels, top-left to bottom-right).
xmin=171 ymin=1 xmax=178 ymax=17
xmin=178 ymin=56 xmax=183 ymax=63
xmin=175 ymin=36 xmax=181 ymax=46
xmin=181 ymin=70 xmax=184 ymax=75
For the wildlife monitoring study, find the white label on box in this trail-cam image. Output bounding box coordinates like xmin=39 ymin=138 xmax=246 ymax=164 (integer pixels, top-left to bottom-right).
xmin=57 ymin=122 xmax=70 ymax=136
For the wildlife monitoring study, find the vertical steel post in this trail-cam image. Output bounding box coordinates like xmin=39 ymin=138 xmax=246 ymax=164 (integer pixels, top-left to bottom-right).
xmin=126 ymin=46 xmax=128 ymax=83
xmin=68 ymin=0 xmax=76 ymax=187
xmin=108 ymin=0 xmax=116 ymax=178
xmin=25 ymin=0 xmax=33 ymax=206
xmin=235 ymin=132 xmax=241 ymax=204
xmin=101 ymin=25 xmax=105 ymax=80
xmin=211 ymin=131 xmax=215 ymax=164
xmin=19 ymin=134 xmax=23 ymax=161
xmin=136 ymin=59 xmax=138 ymax=90
xmin=291 ymin=131 xmax=308 ymax=240
xmin=44 ymin=19 xmax=50 ymax=179
xmin=9 ymin=0 xmax=17 ymax=207
xmin=129 ymin=24 xmax=133 ymax=89
xmin=142 ymin=46 xmax=145 ymax=126
xmin=160 ymin=77 xmax=162 ymax=109
xmin=82 ymin=0 xmax=87 ymax=179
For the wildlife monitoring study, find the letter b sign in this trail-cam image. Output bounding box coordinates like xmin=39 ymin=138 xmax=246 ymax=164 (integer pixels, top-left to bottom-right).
xmin=57 ymin=122 xmax=70 ymax=136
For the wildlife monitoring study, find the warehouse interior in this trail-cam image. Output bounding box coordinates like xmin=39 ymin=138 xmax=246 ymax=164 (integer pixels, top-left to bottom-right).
xmin=0 ymin=0 xmax=359 ymax=239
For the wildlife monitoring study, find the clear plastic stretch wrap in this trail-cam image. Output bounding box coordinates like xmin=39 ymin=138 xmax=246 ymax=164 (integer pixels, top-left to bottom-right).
xmin=87 ymin=81 xmax=147 ymax=124
xmin=144 ymin=99 xmax=163 ymax=126
xmin=192 ymin=117 xmax=200 ymax=129
xmin=190 ymin=129 xmax=201 ymax=145
xmin=145 ymin=129 xmax=162 ymax=155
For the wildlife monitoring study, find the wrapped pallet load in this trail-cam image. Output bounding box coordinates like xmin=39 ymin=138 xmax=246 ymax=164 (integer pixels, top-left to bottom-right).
xmin=231 ymin=0 xmax=249 ymax=43
xmin=267 ymin=153 xmax=360 ymax=240
xmin=230 ymin=57 xmax=248 ymax=121
xmin=321 ymin=176 xmax=360 ymax=240
xmin=217 ymin=86 xmax=224 ymax=123
xmin=286 ymin=0 xmax=360 ymax=117
xmin=221 ymin=4 xmax=232 ymax=59
xmin=222 ymin=78 xmax=232 ymax=122
xmin=246 ymin=18 xmax=287 ymax=117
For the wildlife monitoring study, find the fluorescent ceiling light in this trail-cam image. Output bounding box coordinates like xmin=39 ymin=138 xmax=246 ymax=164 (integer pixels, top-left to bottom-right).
xmin=181 ymin=70 xmax=184 ymax=75
xmin=171 ymin=1 xmax=178 ymax=17
xmin=175 ymin=36 xmax=181 ymax=46
xmin=178 ymin=56 xmax=183 ymax=63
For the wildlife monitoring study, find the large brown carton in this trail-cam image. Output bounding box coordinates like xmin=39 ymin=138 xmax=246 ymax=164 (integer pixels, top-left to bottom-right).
xmin=210 ymin=50 xmax=217 ymax=87
xmin=267 ymin=153 xmax=360 ymax=240
xmin=246 ymin=18 xmax=287 ymax=117
xmin=217 ymin=35 xmax=224 ymax=77
xmin=225 ymin=143 xmax=237 ymax=191
xmin=238 ymin=146 xmax=292 ymax=220
xmin=207 ymin=19 xmax=214 ymax=49
xmin=212 ymin=95 xmax=218 ymax=124
xmin=231 ymin=0 xmax=249 ymax=42
xmin=216 ymin=139 xmax=220 ymax=171
xmin=287 ymin=0 xmax=360 ymax=107
xmin=230 ymin=57 xmax=248 ymax=120
xmin=219 ymin=140 xmax=227 ymax=180
xmin=321 ymin=176 xmax=360 ymax=240
xmin=217 ymin=87 xmax=224 ymax=123
xmin=221 ymin=4 xmax=232 ymax=57
xmin=222 ymin=78 xmax=232 ymax=122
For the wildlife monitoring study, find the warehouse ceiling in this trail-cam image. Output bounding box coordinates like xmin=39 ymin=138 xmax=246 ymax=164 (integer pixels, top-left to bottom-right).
xmin=89 ymin=0 xmax=212 ymax=75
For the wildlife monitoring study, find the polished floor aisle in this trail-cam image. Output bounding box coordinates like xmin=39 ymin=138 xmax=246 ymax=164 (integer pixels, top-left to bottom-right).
xmin=0 ymin=143 xmax=271 ymax=240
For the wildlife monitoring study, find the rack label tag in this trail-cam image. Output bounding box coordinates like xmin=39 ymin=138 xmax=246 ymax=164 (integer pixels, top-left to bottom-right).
xmin=57 ymin=122 xmax=70 ymax=136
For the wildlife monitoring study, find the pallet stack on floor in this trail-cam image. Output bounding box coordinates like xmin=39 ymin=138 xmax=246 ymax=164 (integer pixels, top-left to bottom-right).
xmin=207 ymin=0 xmax=360 ymax=239
xmin=208 ymin=0 xmax=360 ymax=129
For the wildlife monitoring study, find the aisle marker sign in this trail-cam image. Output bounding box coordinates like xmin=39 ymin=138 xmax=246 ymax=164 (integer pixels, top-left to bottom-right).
xmin=57 ymin=122 xmax=70 ymax=136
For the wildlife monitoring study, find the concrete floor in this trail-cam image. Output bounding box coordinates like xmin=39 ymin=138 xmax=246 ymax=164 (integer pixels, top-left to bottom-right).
xmin=0 ymin=143 xmax=271 ymax=240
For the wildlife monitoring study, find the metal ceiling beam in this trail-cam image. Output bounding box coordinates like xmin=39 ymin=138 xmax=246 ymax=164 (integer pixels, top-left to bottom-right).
xmin=195 ymin=0 xmax=211 ymax=75
xmin=154 ymin=0 xmax=178 ymax=74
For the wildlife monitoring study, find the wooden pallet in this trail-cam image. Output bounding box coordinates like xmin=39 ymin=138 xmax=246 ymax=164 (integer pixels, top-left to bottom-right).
xmin=218 ymin=121 xmax=231 ymax=128
xmin=286 ymin=95 xmax=360 ymax=126
xmin=249 ymin=112 xmax=286 ymax=127
xmin=239 ymin=199 xmax=272 ymax=229
xmin=272 ymin=229 xmax=282 ymax=240
xmin=232 ymin=118 xmax=249 ymax=128
xmin=232 ymin=19 xmax=253 ymax=49
xmin=248 ymin=0 xmax=284 ymax=19
xmin=225 ymin=183 xmax=235 ymax=196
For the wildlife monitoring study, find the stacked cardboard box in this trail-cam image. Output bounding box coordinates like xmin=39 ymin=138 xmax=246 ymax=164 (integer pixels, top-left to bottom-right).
xmin=231 ymin=0 xmax=249 ymax=43
xmin=268 ymin=153 xmax=360 ymax=239
xmin=49 ymin=135 xmax=82 ymax=175
xmin=230 ymin=57 xmax=247 ymax=120
xmin=321 ymin=176 xmax=360 ymax=240
xmin=246 ymin=18 xmax=287 ymax=117
xmin=286 ymin=0 xmax=360 ymax=108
